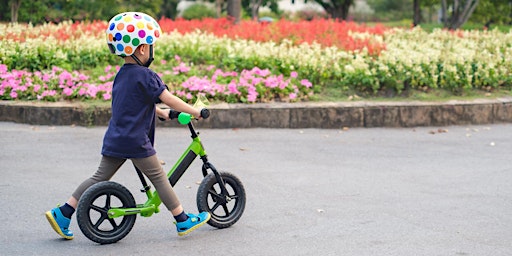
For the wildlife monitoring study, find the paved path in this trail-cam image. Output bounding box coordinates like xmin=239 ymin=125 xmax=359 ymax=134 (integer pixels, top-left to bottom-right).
xmin=1 ymin=122 xmax=511 ymax=255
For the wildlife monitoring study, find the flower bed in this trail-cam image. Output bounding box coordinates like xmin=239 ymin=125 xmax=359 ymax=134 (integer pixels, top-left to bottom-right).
xmin=0 ymin=18 xmax=511 ymax=103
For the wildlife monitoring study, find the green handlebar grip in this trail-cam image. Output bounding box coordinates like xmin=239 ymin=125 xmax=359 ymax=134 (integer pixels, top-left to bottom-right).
xmin=178 ymin=112 xmax=191 ymax=125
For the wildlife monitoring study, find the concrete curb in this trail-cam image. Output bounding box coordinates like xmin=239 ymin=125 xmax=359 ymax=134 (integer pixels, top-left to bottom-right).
xmin=1 ymin=98 xmax=512 ymax=128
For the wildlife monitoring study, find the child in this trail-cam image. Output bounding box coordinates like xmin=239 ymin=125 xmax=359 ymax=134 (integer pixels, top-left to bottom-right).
xmin=45 ymin=12 xmax=210 ymax=240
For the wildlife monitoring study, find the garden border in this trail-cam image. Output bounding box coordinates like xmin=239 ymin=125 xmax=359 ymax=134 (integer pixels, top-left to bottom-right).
xmin=1 ymin=98 xmax=512 ymax=128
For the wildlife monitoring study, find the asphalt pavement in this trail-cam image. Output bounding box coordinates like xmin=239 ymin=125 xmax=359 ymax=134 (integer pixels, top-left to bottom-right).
xmin=1 ymin=122 xmax=511 ymax=255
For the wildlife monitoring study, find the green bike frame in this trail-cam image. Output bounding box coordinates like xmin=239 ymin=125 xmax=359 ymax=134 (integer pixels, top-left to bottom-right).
xmin=107 ymin=114 xmax=207 ymax=219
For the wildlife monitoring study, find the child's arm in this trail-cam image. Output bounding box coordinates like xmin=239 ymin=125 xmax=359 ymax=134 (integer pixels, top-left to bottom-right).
xmin=159 ymin=90 xmax=201 ymax=118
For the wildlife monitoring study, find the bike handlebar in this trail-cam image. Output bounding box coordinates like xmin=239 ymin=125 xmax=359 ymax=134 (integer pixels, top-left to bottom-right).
xmin=161 ymin=108 xmax=210 ymax=125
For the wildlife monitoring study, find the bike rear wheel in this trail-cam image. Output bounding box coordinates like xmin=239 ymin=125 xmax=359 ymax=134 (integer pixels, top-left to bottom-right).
xmin=197 ymin=172 xmax=246 ymax=229
xmin=76 ymin=181 xmax=137 ymax=244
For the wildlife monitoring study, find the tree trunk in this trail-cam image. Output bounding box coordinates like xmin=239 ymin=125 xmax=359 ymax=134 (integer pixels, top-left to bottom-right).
xmin=441 ymin=0 xmax=479 ymax=29
xmin=160 ymin=0 xmax=179 ymax=19
xmin=10 ymin=0 xmax=22 ymax=23
xmin=441 ymin=0 xmax=447 ymax=24
xmin=227 ymin=0 xmax=241 ymax=23
xmin=329 ymin=7 xmax=346 ymax=20
xmin=216 ymin=0 xmax=223 ymax=18
xmin=510 ymin=0 xmax=512 ymax=25
xmin=315 ymin=0 xmax=353 ymax=20
xmin=339 ymin=0 xmax=352 ymax=20
xmin=413 ymin=0 xmax=421 ymax=26
xmin=251 ymin=0 xmax=263 ymax=20
xmin=456 ymin=0 xmax=479 ymax=28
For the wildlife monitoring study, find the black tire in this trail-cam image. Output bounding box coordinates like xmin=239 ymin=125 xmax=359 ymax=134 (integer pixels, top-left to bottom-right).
xmin=197 ymin=172 xmax=246 ymax=229
xmin=76 ymin=181 xmax=137 ymax=244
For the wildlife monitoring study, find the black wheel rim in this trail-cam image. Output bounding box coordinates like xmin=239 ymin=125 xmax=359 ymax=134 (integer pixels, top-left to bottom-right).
xmin=85 ymin=191 xmax=134 ymax=239
xmin=206 ymin=177 xmax=244 ymax=223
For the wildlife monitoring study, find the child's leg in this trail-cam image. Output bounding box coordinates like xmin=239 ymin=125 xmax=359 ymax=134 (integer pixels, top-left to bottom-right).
xmin=46 ymin=155 xmax=125 ymax=239
xmin=71 ymin=155 xmax=126 ymax=202
xmin=131 ymin=155 xmax=210 ymax=236
xmin=131 ymin=155 xmax=181 ymax=211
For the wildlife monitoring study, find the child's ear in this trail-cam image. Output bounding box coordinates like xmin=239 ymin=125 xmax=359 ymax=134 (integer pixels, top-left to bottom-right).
xmin=140 ymin=44 xmax=148 ymax=55
xmin=135 ymin=45 xmax=145 ymax=55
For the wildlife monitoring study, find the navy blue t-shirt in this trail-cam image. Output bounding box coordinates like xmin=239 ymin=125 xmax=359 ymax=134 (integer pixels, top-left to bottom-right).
xmin=101 ymin=64 xmax=166 ymax=158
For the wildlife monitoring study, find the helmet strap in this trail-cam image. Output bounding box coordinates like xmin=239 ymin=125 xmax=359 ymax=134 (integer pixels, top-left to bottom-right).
xmin=130 ymin=45 xmax=154 ymax=68
xmin=131 ymin=54 xmax=144 ymax=66
xmin=145 ymin=45 xmax=154 ymax=68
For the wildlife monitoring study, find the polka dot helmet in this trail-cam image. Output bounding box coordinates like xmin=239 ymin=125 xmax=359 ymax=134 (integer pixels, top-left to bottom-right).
xmin=106 ymin=12 xmax=162 ymax=57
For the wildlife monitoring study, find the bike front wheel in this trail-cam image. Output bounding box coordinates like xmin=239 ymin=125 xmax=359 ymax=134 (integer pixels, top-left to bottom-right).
xmin=197 ymin=172 xmax=246 ymax=229
xmin=76 ymin=181 xmax=137 ymax=244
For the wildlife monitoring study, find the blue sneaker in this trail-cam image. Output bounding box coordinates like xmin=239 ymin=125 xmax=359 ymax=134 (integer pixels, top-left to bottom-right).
xmin=45 ymin=206 xmax=73 ymax=240
xmin=175 ymin=212 xmax=211 ymax=236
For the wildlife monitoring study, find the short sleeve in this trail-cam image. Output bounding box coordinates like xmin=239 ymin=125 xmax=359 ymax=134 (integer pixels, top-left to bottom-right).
xmin=146 ymin=70 xmax=167 ymax=103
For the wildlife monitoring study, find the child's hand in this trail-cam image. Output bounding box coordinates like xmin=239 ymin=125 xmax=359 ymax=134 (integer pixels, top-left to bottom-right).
xmin=157 ymin=107 xmax=170 ymax=121
xmin=194 ymin=109 xmax=202 ymax=120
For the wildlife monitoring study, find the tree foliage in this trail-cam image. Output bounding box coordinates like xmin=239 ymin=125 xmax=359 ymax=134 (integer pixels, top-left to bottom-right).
xmin=368 ymin=0 xmax=509 ymax=29
xmin=242 ymin=0 xmax=279 ymax=20
xmin=470 ymin=0 xmax=512 ymax=27
xmin=181 ymin=3 xmax=217 ymax=20
xmin=2 ymin=0 xmax=511 ymax=25
xmin=3 ymin=0 xmax=164 ymax=23
xmin=366 ymin=0 xmax=412 ymax=20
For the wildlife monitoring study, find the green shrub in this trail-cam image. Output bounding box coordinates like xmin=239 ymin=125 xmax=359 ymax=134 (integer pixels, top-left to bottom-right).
xmin=181 ymin=4 xmax=216 ymax=20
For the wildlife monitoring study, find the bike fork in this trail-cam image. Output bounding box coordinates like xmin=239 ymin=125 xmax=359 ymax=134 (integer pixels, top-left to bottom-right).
xmin=200 ymin=155 xmax=229 ymax=196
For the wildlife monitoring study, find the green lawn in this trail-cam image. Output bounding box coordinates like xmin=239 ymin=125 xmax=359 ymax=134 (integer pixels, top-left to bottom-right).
xmin=367 ymin=21 xmax=512 ymax=32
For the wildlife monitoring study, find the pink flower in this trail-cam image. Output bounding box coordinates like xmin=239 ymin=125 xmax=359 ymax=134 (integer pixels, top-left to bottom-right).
xmin=300 ymin=79 xmax=312 ymax=88
xmin=228 ymin=81 xmax=240 ymax=95
xmin=173 ymin=63 xmax=190 ymax=74
xmin=103 ymin=93 xmax=111 ymax=100
xmin=160 ymin=60 xmax=167 ymax=65
xmin=52 ymin=66 xmax=62 ymax=73
xmin=264 ymin=77 xmax=279 ymax=88
xmin=63 ymin=87 xmax=73 ymax=96
xmin=0 ymin=64 xmax=7 ymax=74
xmin=87 ymin=86 xmax=98 ymax=98
xmin=175 ymin=55 xmax=181 ymax=62
xmin=289 ymin=93 xmax=297 ymax=100
xmin=42 ymin=74 xmax=51 ymax=82
xmin=78 ymin=73 xmax=89 ymax=81
xmin=247 ymin=92 xmax=257 ymax=102
xmin=104 ymin=65 xmax=112 ymax=73
xmin=10 ymin=91 xmax=17 ymax=99
xmin=252 ymin=67 xmax=270 ymax=77
xmin=290 ymin=71 xmax=298 ymax=78
xmin=17 ymin=85 xmax=28 ymax=92
xmin=252 ymin=77 xmax=262 ymax=84
xmin=38 ymin=90 xmax=57 ymax=99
